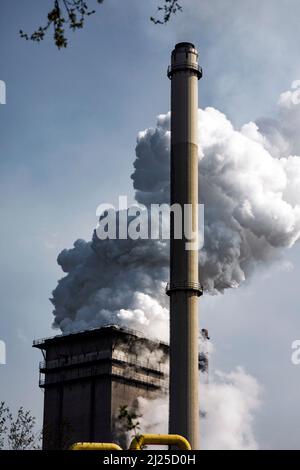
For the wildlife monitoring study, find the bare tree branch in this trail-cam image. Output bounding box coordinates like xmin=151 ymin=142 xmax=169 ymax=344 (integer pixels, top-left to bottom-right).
xmin=20 ymin=0 xmax=104 ymax=49
xmin=20 ymin=0 xmax=183 ymax=49
xmin=150 ymin=0 xmax=182 ymax=25
xmin=0 ymin=402 xmax=10 ymax=449
xmin=0 ymin=402 xmax=41 ymax=450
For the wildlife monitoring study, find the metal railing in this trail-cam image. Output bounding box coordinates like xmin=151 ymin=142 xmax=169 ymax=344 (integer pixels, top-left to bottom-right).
xmin=39 ymin=363 xmax=168 ymax=391
xmin=167 ymin=63 xmax=202 ymax=79
xmin=165 ymin=281 xmax=203 ymax=296
xmin=39 ymin=349 xmax=111 ymax=370
xmin=39 ymin=350 xmax=168 ymax=375
xmin=33 ymin=324 xmax=168 ymax=347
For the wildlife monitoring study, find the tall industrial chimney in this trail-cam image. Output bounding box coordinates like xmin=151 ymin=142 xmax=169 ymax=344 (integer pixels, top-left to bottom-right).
xmin=167 ymin=42 xmax=202 ymax=449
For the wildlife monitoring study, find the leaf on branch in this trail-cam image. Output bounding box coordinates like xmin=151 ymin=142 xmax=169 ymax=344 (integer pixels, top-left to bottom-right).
xmin=20 ymin=0 xmax=104 ymax=49
xmin=0 ymin=402 xmax=41 ymax=450
xmin=20 ymin=1 xmax=182 ymax=49
xmin=151 ymin=0 xmax=183 ymax=25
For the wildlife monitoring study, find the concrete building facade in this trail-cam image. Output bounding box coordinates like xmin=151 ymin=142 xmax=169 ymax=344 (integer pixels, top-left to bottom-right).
xmin=33 ymin=325 xmax=169 ymax=449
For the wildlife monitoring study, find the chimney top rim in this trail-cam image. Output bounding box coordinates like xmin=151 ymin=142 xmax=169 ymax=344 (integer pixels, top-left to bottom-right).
xmin=175 ymin=42 xmax=195 ymax=49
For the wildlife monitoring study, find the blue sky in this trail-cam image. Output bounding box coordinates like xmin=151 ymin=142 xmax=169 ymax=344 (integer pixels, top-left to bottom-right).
xmin=1 ymin=0 xmax=300 ymax=448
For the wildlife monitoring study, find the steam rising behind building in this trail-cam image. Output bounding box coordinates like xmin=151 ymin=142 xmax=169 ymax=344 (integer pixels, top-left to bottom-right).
xmin=33 ymin=325 xmax=169 ymax=449
xmin=34 ymin=325 xmax=208 ymax=449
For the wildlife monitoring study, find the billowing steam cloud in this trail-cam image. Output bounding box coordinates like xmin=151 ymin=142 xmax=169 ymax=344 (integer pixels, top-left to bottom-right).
xmin=200 ymin=367 xmax=262 ymax=450
xmin=51 ymin=82 xmax=300 ymax=335
xmin=124 ymin=367 xmax=261 ymax=450
xmin=52 ymin=235 xmax=169 ymax=337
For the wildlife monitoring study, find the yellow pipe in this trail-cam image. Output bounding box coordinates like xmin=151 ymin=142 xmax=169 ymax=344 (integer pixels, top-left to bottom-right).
xmin=70 ymin=442 xmax=123 ymax=451
xmin=129 ymin=434 xmax=191 ymax=450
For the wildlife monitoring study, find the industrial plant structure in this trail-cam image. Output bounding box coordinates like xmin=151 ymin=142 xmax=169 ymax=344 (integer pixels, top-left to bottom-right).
xmin=34 ymin=42 xmax=204 ymax=450
xmin=167 ymin=42 xmax=202 ymax=449
xmin=33 ymin=325 xmax=169 ymax=449
xmin=33 ymin=325 xmax=208 ymax=449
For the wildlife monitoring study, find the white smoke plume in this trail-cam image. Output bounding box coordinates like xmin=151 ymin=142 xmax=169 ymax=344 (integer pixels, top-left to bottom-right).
xmin=51 ymin=82 xmax=300 ymax=334
xmin=201 ymin=367 xmax=262 ymax=450
xmin=51 ymin=235 xmax=169 ymax=338
xmin=131 ymin=367 xmax=261 ymax=450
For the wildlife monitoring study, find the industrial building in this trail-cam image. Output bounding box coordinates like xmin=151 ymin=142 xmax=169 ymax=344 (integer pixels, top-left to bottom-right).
xmin=33 ymin=324 xmax=208 ymax=449
xmin=33 ymin=325 xmax=169 ymax=449
xmin=34 ymin=41 xmax=204 ymax=450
